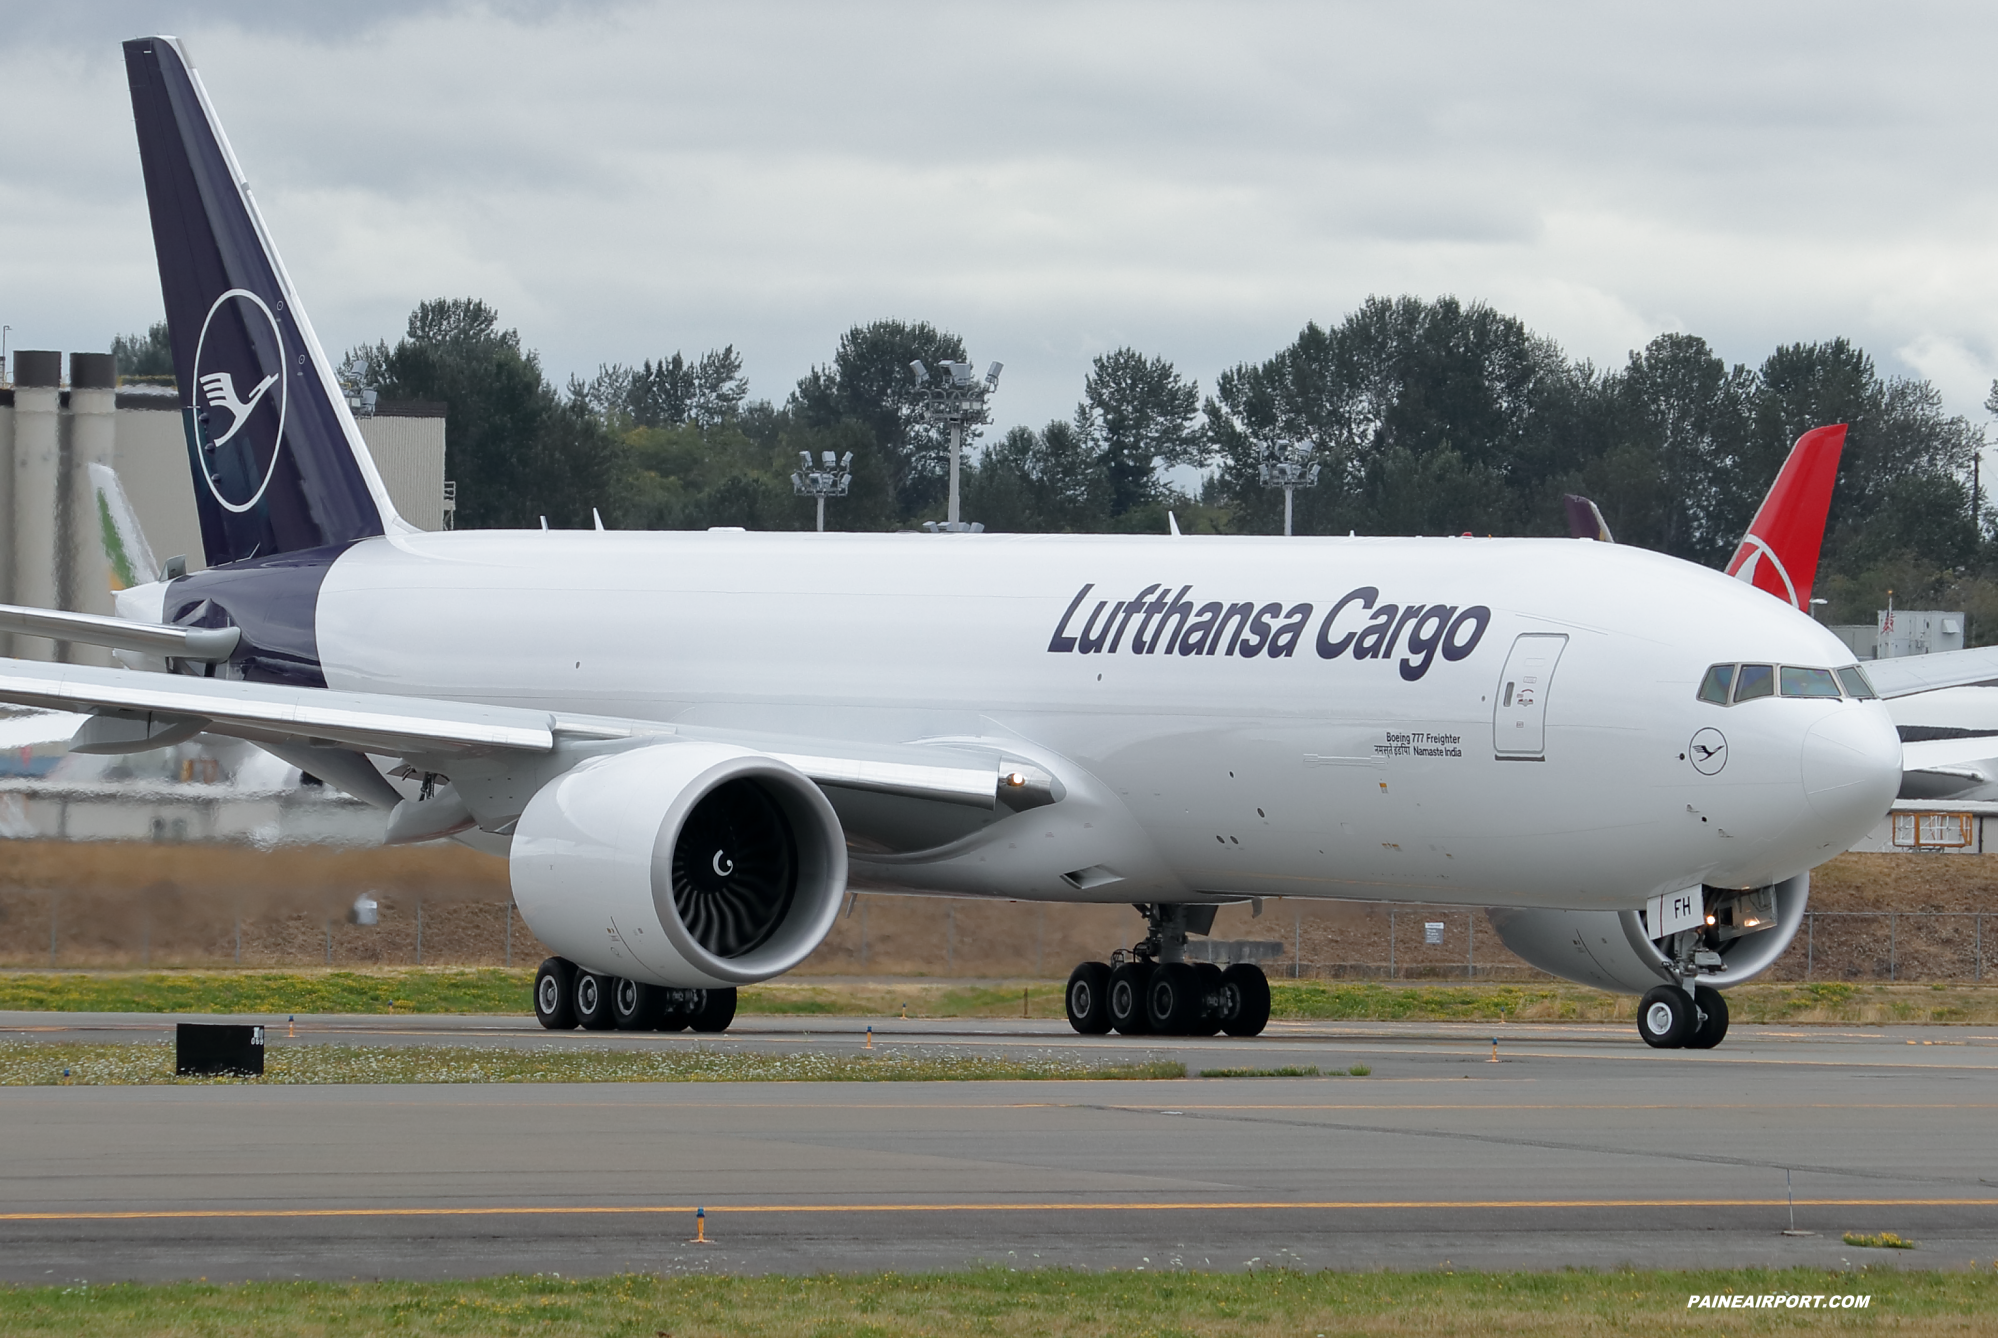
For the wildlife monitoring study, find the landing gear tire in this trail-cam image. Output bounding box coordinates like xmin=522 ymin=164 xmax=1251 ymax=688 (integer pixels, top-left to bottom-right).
xmin=1686 ymin=985 xmax=1729 ymax=1049
xmin=656 ymin=994 xmax=693 ymax=1032
xmin=1107 ymin=961 xmax=1152 ymax=1034
xmin=1065 ymin=962 xmax=1112 ymax=1035
xmin=1638 ymin=984 xmax=1693 ymax=1048
xmin=534 ymin=957 xmax=577 ymax=1030
xmin=1147 ymin=962 xmax=1202 ymax=1034
xmin=574 ymin=971 xmax=616 ymax=1031
xmin=1219 ymin=963 xmax=1271 ymax=1037
xmin=1189 ymin=963 xmax=1225 ymax=1036
xmin=612 ymin=978 xmax=663 ymax=1031
xmin=689 ymin=987 xmax=737 ymax=1033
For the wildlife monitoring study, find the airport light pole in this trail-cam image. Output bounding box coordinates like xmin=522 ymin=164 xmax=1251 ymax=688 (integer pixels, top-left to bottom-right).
xmin=910 ymin=358 xmax=1001 ymax=532
xmin=1257 ymin=438 xmax=1321 ymax=537
xmin=791 ymin=450 xmax=853 ymax=532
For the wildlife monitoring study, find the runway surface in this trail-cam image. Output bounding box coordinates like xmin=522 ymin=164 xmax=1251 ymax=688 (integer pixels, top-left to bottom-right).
xmin=4 ymin=1012 xmax=1997 ymax=1281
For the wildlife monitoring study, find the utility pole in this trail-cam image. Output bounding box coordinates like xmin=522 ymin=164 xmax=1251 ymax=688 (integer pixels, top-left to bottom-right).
xmin=791 ymin=450 xmax=853 ymax=531
xmin=910 ymin=357 xmax=1001 ymax=532
xmin=1257 ymin=438 xmax=1320 ymax=536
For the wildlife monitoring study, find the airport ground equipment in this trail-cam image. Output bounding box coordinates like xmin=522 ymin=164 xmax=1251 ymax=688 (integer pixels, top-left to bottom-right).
xmin=175 ymin=1022 xmax=264 ymax=1076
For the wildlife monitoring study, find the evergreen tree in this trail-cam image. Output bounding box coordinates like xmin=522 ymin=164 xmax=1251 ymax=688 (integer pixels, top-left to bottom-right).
xmin=356 ymin=299 xmax=623 ymax=529
xmin=111 ymin=321 xmax=174 ymax=379
xmin=791 ymin=320 xmax=967 ymax=520
xmin=1077 ymin=348 xmax=1203 ymax=516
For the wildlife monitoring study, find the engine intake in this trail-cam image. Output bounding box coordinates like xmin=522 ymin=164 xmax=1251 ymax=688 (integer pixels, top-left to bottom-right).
xmin=510 ymin=742 xmax=846 ymax=987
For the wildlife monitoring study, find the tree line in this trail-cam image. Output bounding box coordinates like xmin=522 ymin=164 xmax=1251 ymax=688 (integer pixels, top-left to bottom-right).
xmin=111 ymin=295 xmax=1997 ymax=635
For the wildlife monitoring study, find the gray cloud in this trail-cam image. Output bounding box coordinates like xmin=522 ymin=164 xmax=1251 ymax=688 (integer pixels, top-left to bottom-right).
xmin=2 ymin=0 xmax=1995 ymax=444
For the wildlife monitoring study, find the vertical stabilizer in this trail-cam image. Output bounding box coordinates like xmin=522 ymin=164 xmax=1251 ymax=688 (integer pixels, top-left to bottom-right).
xmin=1562 ymin=494 xmax=1614 ymax=542
xmin=87 ymin=463 xmax=159 ymax=590
xmin=122 ymin=36 xmax=401 ymax=569
xmin=1724 ymin=424 xmax=1847 ymax=611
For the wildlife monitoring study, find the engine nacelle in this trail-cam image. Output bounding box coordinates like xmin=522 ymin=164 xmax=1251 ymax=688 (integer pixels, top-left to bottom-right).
xmin=1485 ymin=874 xmax=1809 ymax=995
xmin=510 ymin=742 xmax=847 ymax=987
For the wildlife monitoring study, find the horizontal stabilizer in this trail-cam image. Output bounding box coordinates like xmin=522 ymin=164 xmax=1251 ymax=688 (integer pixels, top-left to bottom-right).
xmin=0 ymin=603 xmax=238 ymax=662
xmin=0 ymin=659 xmax=556 ymax=758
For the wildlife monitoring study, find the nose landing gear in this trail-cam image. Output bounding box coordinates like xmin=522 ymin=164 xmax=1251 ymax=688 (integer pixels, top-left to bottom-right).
xmin=1062 ymin=904 xmax=1272 ymax=1037
xmin=1638 ymin=982 xmax=1729 ymax=1050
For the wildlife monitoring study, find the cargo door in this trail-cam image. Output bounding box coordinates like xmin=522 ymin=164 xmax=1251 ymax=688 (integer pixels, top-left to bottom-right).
xmin=1492 ymin=633 xmax=1567 ymax=759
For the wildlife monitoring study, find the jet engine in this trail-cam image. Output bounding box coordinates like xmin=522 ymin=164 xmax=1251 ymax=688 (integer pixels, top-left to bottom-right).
xmin=510 ymin=742 xmax=847 ymax=987
xmin=1485 ymin=875 xmax=1808 ymax=994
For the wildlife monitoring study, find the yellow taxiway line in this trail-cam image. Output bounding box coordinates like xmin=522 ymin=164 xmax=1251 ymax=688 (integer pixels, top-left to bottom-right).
xmin=3 ymin=1197 xmax=1995 ymax=1222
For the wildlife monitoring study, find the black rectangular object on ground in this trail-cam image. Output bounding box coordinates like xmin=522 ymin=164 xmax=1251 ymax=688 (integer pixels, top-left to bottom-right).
xmin=175 ymin=1023 xmax=265 ymax=1076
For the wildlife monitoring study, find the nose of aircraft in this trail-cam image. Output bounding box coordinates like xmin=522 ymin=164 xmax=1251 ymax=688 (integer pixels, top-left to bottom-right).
xmin=1800 ymin=706 xmax=1902 ymax=838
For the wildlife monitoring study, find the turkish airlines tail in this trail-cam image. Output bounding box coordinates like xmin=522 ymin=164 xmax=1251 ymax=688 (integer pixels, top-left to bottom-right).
xmin=123 ymin=36 xmax=400 ymax=569
xmin=1723 ymin=424 xmax=1847 ymax=611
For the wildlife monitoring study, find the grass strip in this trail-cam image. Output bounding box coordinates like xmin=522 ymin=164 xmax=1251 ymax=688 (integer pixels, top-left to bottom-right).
xmin=0 ymin=1040 xmax=1183 ymax=1086
xmin=0 ymin=968 xmax=532 ymax=1016
xmin=1263 ymin=978 xmax=1998 ymax=1025
xmin=1199 ymin=1065 xmax=1327 ymax=1078
xmin=0 ymin=1266 xmax=1981 ymax=1336
xmin=7 ymin=970 xmax=1998 ymax=1026
xmin=1844 ymin=1232 xmax=1917 ymax=1249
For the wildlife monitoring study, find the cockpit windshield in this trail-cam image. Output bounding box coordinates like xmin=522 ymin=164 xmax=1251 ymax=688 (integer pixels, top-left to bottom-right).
xmin=1696 ymin=663 xmax=1875 ymax=706
xmin=1734 ymin=664 xmax=1775 ymax=701
xmin=1836 ymin=665 xmax=1877 ymax=699
xmin=1780 ymin=666 xmax=1841 ymax=698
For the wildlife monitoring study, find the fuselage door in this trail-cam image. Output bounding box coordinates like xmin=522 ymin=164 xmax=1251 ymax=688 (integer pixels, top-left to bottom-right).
xmin=1493 ymin=633 xmax=1568 ymax=759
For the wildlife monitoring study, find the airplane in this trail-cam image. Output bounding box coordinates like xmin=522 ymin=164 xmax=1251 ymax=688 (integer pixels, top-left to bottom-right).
xmin=1562 ymin=442 xmax=1998 ymax=810
xmin=0 ymin=35 xmax=1967 ymax=1051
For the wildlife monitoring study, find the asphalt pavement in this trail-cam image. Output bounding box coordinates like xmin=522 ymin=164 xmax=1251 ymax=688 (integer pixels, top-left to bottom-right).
xmin=3 ymin=1012 xmax=1995 ymax=1281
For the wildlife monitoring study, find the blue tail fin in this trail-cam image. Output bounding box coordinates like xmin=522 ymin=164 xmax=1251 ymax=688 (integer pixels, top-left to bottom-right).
xmin=123 ymin=36 xmax=399 ymax=569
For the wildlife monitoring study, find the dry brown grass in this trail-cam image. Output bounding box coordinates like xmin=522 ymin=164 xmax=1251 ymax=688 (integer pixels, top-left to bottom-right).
xmin=2 ymin=843 xmax=1996 ymax=986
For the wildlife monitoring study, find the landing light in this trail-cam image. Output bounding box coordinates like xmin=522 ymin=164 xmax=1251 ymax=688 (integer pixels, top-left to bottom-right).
xmin=1706 ymin=914 xmax=1717 ymax=925
xmin=1004 ymin=771 xmax=1027 ymax=787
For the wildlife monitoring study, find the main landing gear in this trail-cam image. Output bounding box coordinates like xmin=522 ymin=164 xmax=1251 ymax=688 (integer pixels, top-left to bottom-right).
xmin=1063 ymin=903 xmax=1271 ymax=1038
xmin=1637 ymin=982 xmax=1728 ymax=1050
xmin=533 ymin=957 xmax=736 ymax=1033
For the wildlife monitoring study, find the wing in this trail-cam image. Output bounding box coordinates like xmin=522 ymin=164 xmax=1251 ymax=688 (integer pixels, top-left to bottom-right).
xmin=1858 ymin=646 xmax=1998 ymax=699
xmin=0 ymin=656 xmax=1048 ymax=818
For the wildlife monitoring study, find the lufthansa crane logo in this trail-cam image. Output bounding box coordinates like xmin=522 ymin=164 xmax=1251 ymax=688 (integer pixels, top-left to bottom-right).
xmin=190 ymin=288 xmax=289 ymax=514
xmin=1688 ymin=727 xmax=1728 ymax=776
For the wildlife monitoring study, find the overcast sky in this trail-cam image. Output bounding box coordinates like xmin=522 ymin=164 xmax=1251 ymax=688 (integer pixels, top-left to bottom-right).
xmin=3 ymin=1 xmax=1996 ymax=443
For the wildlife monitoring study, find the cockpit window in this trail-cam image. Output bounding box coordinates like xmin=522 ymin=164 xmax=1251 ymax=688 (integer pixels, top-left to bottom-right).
xmin=1837 ymin=665 xmax=1876 ymax=699
xmin=1697 ymin=664 xmax=1734 ymax=704
xmin=1780 ymin=666 xmax=1841 ymax=698
xmin=1733 ymin=664 xmax=1776 ymax=702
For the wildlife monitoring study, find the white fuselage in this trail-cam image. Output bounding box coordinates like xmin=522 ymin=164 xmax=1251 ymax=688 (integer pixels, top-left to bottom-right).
xmin=307 ymin=529 xmax=1901 ymax=914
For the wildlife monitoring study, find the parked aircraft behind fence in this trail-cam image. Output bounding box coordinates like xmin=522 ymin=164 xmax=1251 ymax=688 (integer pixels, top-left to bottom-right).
xmin=0 ymin=36 xmax=1940 ymax=1048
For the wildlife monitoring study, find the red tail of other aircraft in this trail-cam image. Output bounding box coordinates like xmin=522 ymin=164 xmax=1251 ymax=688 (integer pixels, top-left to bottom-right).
xmin=1723 ymin=424 xmax=1847 ymax=611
